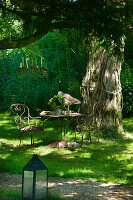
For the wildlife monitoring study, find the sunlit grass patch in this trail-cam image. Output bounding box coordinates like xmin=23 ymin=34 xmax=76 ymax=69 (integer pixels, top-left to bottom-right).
xmin=0 ymin=112 xmax=133 ymax=186
xmin=123 ymin=118 xmax=133 ymax=133
xmin=0 ymin=189 xmax=21 ymax=199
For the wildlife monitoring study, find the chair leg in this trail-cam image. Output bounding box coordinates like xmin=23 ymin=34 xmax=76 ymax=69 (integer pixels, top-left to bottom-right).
xmin=74 ymin=131 xmax=77 ymax=142
xmin=19 ymin=131 xmax=21 ymax=145
xmin=89 ymin=131 xmax=92 ymax=143
xmin=64 ymin=126 xmax=66 ymax=141
xmin=57 ymin=126 xmax=59 ymax=141
xmin=33 ymin=135 xmax=34 ymax=145
xmin=31 ymin=133 xmax=32 ymax=146
xmin=81 ymin=134 xmax=84 ymax=148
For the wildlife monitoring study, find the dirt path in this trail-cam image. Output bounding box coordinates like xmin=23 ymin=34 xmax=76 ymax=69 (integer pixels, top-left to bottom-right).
xmin=0 ymin=173 xmax=133 ymax=200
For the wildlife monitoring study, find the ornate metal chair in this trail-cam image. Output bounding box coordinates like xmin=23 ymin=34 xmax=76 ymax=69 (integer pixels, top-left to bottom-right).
xmin=74 ymin=102 xmax=105 ymax=146
xmin=10 ymin=104 xmax=45 ymax=146
xmin=74 ymin=113 xmax=94 ymax=146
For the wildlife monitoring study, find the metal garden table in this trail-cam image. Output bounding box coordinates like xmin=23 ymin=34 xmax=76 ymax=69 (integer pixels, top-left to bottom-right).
xmin=40 ymin=111 xmax=82 ymax=142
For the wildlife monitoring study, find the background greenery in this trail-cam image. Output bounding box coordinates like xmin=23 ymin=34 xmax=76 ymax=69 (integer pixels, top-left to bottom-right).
xmin=0 ymin=30 xmax=86 ymax=115
xmin=0 ymin=29 xmax=132 ymax=117
xmin=121 ymin=33 xmax=133 ymax=118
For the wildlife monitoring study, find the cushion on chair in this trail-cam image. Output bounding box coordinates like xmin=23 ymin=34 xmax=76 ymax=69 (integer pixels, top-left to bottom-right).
xmin=21 ymin=125 xmax=43 ymax=133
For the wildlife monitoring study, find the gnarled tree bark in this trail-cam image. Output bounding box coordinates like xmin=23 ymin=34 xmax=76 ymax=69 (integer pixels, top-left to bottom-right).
xmin=80 ymin=44 xmax=124 ymax=131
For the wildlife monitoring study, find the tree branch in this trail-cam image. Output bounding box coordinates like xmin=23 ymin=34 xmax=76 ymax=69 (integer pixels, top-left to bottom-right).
xmin=0 ymin=2 xmax=47 ymax=17
xmin=0 ymin=3 xmax=25 ymax=17
xmin=0 ymin=29 xmax=52 ymax=49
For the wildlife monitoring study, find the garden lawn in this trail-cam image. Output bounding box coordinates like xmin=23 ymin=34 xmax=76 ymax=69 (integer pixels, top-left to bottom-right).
xmin=0 ymin=112 xmax=133 ymax=186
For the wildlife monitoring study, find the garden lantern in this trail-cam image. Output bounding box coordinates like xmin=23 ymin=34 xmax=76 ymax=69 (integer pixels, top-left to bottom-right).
xmin=22 ymin=154 xmax=48 ymax=200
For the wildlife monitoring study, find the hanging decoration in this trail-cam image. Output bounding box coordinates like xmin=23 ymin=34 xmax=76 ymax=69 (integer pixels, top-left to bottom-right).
xmin=17 ymin=57 xmax=48 ymax=76
xmin=17 ymin=44 xmax=48 ymax=77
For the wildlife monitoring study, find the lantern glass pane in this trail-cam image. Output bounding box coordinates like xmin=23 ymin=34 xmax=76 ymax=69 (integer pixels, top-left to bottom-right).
xmin=35 ymin=170 xmax=47 ymax=199
xmin=23 ymin=171 xmax=33 ymax=198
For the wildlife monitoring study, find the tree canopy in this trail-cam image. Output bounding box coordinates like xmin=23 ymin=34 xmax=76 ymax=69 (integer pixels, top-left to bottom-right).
xmin=0 ymin=0 xmax=132 ymax=50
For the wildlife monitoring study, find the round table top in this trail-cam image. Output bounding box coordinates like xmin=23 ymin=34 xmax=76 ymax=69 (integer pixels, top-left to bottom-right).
xmin=40 ymin=111 xmax=83 ymax=118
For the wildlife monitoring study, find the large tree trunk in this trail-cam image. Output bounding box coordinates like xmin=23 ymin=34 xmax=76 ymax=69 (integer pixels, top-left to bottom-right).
xmin=80 ymin=47 xmax=123 ymax=131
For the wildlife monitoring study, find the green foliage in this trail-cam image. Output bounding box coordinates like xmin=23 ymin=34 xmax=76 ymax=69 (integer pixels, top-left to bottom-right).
xmin=122 ymin=81 xmax=133 ymax=118
xmin=0 ymin=28 xmax=132 ymax=119
xmin=48 ymin=94 xmax=65 ymax=111
xmin=120 ymin=33 xmax=133 ymax=118
xmin=0 ymin=0 xmax=132 ymax=53
xmin=121 ymin=64 xmax=133 ymax=118
xmin=0 ymin=30 xmax=86 ymax=113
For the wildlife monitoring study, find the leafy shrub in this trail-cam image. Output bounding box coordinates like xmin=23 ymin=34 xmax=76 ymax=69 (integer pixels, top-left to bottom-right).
xmin=121 ymin=62 xmax=133 ymax=118
xmin=48 ymin=94 xmax=65 ymax=111
xmin=0 ymin=30 xmax=85 ymax=114
xmin=122 ymin=81 xmax=133 ymax=118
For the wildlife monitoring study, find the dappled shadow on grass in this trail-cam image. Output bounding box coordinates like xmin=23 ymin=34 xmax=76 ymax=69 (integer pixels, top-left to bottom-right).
xmin=0 ymin=138 xmax=133 ymax=185
xmin=0 ymin=115 xmax=133 ymax=186
xmin=40 ymin=137 xmax=133 ymax=186
xmin=0 ymin=142 xmax=34 ymax=173
xmin=1 ymin=136 xmax=133 ymax=185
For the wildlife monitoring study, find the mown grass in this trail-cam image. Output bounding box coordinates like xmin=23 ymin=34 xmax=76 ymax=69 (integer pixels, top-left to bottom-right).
xmin=123 ymin=118 xmax=133 ymax=134
xmin=0 ymin=112 xmax=133 ymax=188
xmin=0 ymin=189 xmax=67 ymax=200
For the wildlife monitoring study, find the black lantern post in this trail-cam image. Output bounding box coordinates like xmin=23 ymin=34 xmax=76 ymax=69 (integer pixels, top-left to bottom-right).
xmin=22 ymin=155 xmax=48 ymax=200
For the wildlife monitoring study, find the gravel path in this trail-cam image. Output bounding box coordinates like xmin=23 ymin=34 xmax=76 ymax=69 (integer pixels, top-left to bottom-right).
xmin=0 ymin=173 xmax=133 ymax=200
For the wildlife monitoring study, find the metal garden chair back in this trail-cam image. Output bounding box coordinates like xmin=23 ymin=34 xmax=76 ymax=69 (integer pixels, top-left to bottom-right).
xmin=75 ymin=101 xmax=105 ymax=145
xmin=10 ymin=103 xmax=45 ymax=146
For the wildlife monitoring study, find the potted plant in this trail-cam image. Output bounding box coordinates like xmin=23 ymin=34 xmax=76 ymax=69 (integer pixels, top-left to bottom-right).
xmin=48 ymin=94 xmax=65 ymax=115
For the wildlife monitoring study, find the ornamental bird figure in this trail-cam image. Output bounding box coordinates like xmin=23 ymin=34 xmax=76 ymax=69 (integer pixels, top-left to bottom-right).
xmin=57 ymin=80 xmax=81 ymax=110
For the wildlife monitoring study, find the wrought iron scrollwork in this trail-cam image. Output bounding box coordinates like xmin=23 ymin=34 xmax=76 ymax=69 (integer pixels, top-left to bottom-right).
xmin=10 ymin=104 xmax=30 ymax=128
